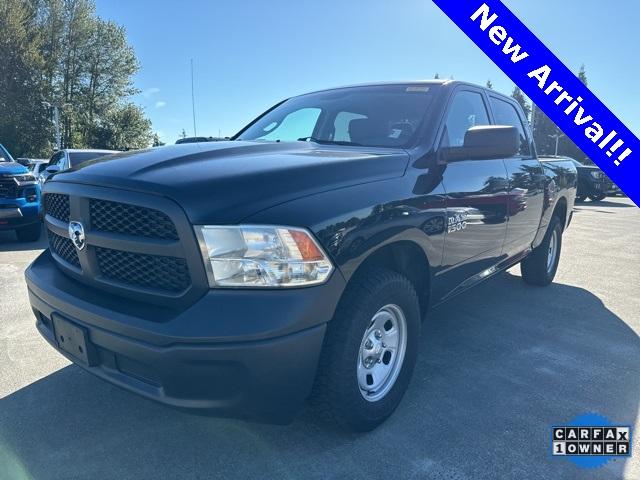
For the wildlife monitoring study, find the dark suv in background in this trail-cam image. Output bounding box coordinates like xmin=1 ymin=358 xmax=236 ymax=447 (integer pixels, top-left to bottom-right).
xmin=541 ymin=156 xmax=617 ymax=202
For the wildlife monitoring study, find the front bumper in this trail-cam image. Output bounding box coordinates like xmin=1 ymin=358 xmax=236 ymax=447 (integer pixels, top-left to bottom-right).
xmin=0 ymin=199 xmax=41 ymax=230
xmin=26 ymin=250 xmax=345 ymax=423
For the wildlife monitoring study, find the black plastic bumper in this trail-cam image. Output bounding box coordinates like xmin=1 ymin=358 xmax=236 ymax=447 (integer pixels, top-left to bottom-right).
xmin=0 ymin=212 xmax=40 ymax=230
xmin=26 ymin=251 xmax=346 ymax=423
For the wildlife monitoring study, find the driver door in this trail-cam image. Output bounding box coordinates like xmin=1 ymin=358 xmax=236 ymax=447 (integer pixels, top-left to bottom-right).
xmin=437 ymin=87 xmax=509 ymax=298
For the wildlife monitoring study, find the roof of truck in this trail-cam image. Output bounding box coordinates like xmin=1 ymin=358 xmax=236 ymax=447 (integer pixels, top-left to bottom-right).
xmin=299 ymin=79 xmax=513 ymax=100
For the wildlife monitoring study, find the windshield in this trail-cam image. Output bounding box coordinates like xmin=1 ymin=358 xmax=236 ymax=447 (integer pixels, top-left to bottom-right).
xmin=0 ymin=144 xmax=14 ymax=162
xmin=236 ymin=84 xmax=437 ymax=148
xmin=570 ymin=159 xmax=584 ymax=168
xmin=69 ymin=151 xmax=111 ymax=167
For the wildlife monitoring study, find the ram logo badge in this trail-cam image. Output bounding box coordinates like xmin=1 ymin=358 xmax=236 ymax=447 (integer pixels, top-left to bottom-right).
xmin=68 ymin=221 xmax=86 ymax=251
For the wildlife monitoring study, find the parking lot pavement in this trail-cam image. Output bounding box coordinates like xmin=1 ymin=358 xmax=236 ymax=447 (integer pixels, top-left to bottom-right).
xmin=0 ymin=197 xmax=638 ymax=480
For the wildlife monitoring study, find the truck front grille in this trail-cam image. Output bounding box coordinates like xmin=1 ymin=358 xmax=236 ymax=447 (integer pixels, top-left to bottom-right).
xmin=42 ymin=185 xmax=204 ymax=306
xmin=48 ymin=230 xmax=81 ymax=268
xmin=96 ymin=247 xmax=190 ymax=292
xmin=90 ymin=199 xmax=179 ymax=240
xmin=44 ymin=193 xmax=70 ymax=222
xmin=0 ymin=179 xmax=18 ymax=199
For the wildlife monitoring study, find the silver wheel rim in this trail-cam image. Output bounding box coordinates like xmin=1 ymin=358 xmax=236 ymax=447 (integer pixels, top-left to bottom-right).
xmin=357 ymin=304 xmax=407 ymax=402
xmin=547 ymin=229 xmax=558 ymax=273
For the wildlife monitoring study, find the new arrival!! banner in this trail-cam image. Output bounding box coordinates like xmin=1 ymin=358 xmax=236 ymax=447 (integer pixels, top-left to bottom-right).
xmin=432 ymin=0 xmax=639 ymax=206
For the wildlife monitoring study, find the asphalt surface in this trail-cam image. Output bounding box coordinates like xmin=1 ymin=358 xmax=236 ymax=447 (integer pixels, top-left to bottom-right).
xmin=0 ymin=197 xmax=638 ymax=480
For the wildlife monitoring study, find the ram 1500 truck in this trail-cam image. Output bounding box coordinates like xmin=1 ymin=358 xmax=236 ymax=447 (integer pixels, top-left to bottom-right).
xmin=26 ymin=81 xmax=577 ymax=431
xmin=0 ymin=143 xmax=42 ymax=242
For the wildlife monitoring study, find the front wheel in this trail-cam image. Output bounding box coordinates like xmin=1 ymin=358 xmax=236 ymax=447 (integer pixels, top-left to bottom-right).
xmin=521 ymin=216 xmax=562 ymax=286
xmin=313 ymin=268 xmax=420 ymax=432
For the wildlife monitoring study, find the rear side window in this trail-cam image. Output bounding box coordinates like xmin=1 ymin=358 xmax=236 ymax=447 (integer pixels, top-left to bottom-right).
xmin=442 ymin=90 xmax=490 ymax=147
xmin=490 ymin=98 xmax=531 ymax=156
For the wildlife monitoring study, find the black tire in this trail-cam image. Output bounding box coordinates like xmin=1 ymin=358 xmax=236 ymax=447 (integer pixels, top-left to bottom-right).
xmin=312 ymin=267 xmax=420 ymax=432
xmin=588 ymin=193 xmax=606 ymax=202
xmin=15 ymin=222 xmax=42 ymax=242
xmin=521 ymin=215 xmax=562 ymax=286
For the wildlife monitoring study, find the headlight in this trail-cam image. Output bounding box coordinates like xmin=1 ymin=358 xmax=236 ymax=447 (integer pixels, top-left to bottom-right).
xmin=590 ymin=171 xmax=603 ymax=180
xmin=195 ymin=225 xmax=334 ymax=287
xmin=13 ymin=174 xmax=36 ymax=185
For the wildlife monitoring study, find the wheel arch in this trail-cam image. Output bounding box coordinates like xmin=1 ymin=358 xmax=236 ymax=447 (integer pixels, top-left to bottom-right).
xmin=552 ymin=196 xmax=568 ymax=230
xmin=342 ymin=240 xmax=431 ymax=316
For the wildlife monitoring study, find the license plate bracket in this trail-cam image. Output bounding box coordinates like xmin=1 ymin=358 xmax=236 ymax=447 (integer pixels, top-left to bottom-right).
xmin=52 ymin=315 xmax=98 ymax=366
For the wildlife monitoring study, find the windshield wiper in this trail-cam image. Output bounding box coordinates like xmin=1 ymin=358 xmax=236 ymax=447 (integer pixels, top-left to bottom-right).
xmin=297 ymin=137 xmax=363 ymax=147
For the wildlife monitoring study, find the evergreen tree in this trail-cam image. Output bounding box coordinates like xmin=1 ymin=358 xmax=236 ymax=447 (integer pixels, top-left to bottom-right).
xmin=486 ymin=79 xmax=493 ymax=89
xmin=531 ymin=65 xmax=590 ymax=160
xmin=0 ymin=0 xmax=152 ymax=156
xmin=560 ymin=65 xmax=590 ymax=161
xmin=152 ymin=133 xmax=165 ymax=147
xmin=0 ymin=0 xmax=51 ymax=156
xmin=511 ymin=86 xmax=531 ymax=120
xmin=578 ymin=64 xmax=587 ymax=85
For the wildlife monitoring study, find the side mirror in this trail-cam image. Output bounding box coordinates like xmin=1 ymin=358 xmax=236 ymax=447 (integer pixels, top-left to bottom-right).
xmin=440 ymin=125 xmax=520 ymax=162
xmin=45 ymin=165 xmax=61 ymax=174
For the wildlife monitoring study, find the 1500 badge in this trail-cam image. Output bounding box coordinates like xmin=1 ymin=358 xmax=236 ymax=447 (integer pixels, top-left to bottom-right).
xmin=447 ymin=212 xmax=468 ymax=233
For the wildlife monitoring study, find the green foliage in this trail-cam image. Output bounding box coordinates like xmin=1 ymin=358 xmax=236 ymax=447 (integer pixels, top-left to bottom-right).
xmin=531 ymin=65 xmax=589 ymax=161
xmin=152 ymin=133 xmax=165 ymax=147
xmin=578 ymin=64 xmax=587 ymax=86
xmin=0 ymin=0 xmax=151 ymax=157
xmin=92 ymin=103 xmax=152 ymax=150
xmin=486 ymin=79 xmax=493 ymax=89
xmin=0 ymin=0 xmax=51 ymax=156
xmin=511 ymin=86 xmax=531 ymax=119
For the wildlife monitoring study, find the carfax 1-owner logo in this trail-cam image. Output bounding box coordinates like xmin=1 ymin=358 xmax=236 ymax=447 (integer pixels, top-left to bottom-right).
xmin=551 ymin=413 xmax=633 ymax=469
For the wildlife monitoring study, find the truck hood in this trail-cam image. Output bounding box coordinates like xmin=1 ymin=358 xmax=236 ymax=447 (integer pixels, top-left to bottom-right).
xmin=0 ymin=162 xmax=29 ymax=175
xmin=51 ymin=141 xmax=409 ymax=223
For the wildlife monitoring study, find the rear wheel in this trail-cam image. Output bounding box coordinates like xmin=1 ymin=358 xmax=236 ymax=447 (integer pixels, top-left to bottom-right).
xmin=313 ymin=268 xmax=420 ymax=431
xmin=16 ymin=222 xmax=42 ymax=242
xmin=521 ymin=216 xmax=562 ymax=286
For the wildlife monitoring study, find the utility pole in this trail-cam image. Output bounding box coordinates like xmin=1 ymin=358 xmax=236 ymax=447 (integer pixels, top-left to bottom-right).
xmin=191 ymin=59 xmax=197 ymax=137
xmin=42 ymin=101 xmax=63 ymax=150
xmin=549 ymin=133 xmax=565 ymax=156
xmin=53 ymin=106 xmax=61 ymax=150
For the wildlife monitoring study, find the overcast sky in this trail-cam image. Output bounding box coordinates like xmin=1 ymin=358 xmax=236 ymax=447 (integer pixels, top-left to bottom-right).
xmin=96 ymin=0 xmax=639 ymax=145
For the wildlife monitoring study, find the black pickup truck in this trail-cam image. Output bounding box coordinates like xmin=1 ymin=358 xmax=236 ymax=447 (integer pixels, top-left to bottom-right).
xmin=26 ymin=81 xmax=576 ymax=431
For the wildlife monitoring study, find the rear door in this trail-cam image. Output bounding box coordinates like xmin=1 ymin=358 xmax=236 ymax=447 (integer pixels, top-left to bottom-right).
xmin=436 ymin=87 xmax=509 ymax=298
xmin=488 ymin=96 xmax=544 ymax=257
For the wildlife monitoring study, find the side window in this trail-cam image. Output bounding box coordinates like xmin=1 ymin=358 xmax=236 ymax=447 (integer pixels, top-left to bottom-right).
xmin=48 ymin=152 xmax=63 ymax=168
xmin=333 ymin=111 xmax=367 ymax=142
xmin=442 ymin=90 xmax=490 ymax=147
xmin=490 ymin=98 xmax=531 ymax=156
xmin=57 ymin=154 xmax=67 ymax=169
xmin=258 ymin=107 xmax=321 ymax=141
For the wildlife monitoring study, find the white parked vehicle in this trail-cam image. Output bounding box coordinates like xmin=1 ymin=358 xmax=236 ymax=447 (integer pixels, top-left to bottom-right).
xmin=40 ymin=149 xmax=118 ymax=183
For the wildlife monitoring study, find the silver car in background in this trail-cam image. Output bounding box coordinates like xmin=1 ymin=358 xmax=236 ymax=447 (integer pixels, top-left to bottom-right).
xmin=39 ymin=149 xmax=118 ymax=183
